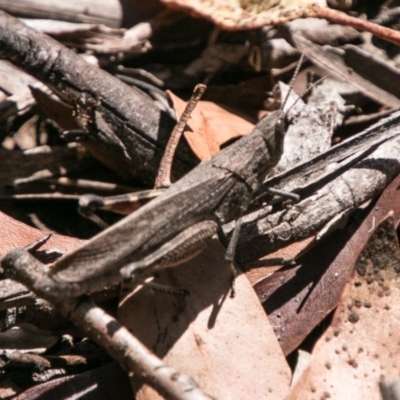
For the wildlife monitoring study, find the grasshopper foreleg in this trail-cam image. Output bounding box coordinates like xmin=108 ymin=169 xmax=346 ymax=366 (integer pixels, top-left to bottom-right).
xmin=78 ymin=189 xmax=166 ymax=228
xmin=224 ymin=215 xmax=244 ymax=297
xmin=120 ymin=220 xmax=218 ymax=278
xmin=264 ymin=187 xmax=300 ymax=203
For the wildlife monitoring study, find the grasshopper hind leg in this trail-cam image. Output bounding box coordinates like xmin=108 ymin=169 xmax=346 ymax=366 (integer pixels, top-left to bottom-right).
xmin=122 ymin=275 xmax=189 ymax=297
xmin=120 ymin=221 xmax=218 ymax=278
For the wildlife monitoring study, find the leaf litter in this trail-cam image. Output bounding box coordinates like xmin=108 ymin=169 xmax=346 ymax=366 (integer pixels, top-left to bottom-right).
xmin=1 ymin=1 xmax=400 ymax=399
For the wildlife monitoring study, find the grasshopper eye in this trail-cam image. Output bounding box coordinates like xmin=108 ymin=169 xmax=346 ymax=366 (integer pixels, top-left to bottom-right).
xmin=276 ymin=115 xmax=287 ymax=137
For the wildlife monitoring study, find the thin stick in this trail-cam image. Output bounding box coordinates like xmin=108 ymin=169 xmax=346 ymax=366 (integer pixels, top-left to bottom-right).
xmin=1 ymin=250 xmax=213 ymax=400
xmin=314 ymin=6 xmax=400 ymax=47
xmin=155 ymin=84 xmax=206 ymax=189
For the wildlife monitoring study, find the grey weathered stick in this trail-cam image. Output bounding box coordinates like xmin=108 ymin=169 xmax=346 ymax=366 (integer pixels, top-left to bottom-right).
xmin=283 ymin=31 xmax=400 ymax=108
xmin=229 ymin=110 xmax=400 ymax=263
xmin=0 ymin=10 xmax=196 ymax=184
xmin=2 ymin=107 xmax=288 ymax=298
xmin=1 ymin=250 xmax=213 ymax=400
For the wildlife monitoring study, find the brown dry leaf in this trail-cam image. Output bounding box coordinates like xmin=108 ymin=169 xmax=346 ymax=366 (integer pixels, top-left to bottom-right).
xmin=287 ymin=214 xmax=400 ymax=400
xmin=160 ymin=0 xmax=324 ymax=30
xmin=119 ymin=239 xmax=291 ymax=399
xmin=0 ymin=211 xmax=85 ymax=256
xmin=167 ymin=90 xmax=255 ymax=160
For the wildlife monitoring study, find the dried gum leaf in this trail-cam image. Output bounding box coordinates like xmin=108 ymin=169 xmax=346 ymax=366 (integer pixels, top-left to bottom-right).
xmin=119 ymin=239 xmax=291 ymax=399
xmin=167 ymin=90 xmax=254 ymax=160
xmin=0 ymin=211 xmax=85 ymax=256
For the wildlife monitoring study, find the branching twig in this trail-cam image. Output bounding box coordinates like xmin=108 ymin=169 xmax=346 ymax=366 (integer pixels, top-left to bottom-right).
xmin=1 ymin=250 xmax=214 ymax=400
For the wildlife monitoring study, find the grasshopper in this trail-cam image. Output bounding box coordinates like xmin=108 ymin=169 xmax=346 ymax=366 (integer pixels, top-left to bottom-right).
xmin=2 ymin=106 xmax=289 ymax=298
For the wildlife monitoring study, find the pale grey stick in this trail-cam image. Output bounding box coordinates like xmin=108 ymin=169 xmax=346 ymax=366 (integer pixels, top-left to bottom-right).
xmin=233 ymin=122 xmax=400 ymax=263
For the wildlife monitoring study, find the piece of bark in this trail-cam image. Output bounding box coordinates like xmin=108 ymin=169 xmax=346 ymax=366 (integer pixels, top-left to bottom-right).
xmin=0 ymin=279 xmax=36 ymax=311
xmin=29 ymin=85 xmax=80 ymax=131
xmin=13 ymin=115 xmax=39 ymax=150
xmin=258 ymin=18 xmax=362 ymax=70
xmin=286 ymin=17 xmax=362 ymax=46
xmin=343 ymin=44 xmax=400 ymax=101
xmin=0 ymin=11 xmax=197 ymax=184
xmin=3 ymin=351 xmax=105 ymax=373
xmin=0 ymin=324 xmax=58 ymax=353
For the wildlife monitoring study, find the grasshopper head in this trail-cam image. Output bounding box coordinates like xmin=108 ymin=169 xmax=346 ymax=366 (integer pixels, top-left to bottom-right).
xmin=260 ymin=109 xmax=288 ymax=168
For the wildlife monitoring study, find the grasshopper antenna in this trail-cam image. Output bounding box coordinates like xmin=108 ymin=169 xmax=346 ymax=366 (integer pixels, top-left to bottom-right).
xmin=281 ymin=52 xmax=305 ymax=112
xmin=285 ymin=75 xmax=329 ymax=117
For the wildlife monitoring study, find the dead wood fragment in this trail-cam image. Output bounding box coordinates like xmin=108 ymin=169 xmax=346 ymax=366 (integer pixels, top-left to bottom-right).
xmin=343 ymin=44 xmax=400 ymax=101
xmin=0 ymin=11 xmax=197 ymax=184
xmin=3 ymin=350 xmax=105 ymax=373
xmin=0 ymin=324 xmax=58 ymax=353
xmin=0 ymin=61 xmax=54 ymax=122
xmin=0 ymin=279 xmax=35 ymax=312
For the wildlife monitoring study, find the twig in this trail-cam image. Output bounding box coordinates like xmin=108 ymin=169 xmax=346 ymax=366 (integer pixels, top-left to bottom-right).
xmin=155 ymin=84 xmax=206 ymax=189
xmin=1 ymin=250 xmax=213 ymax=400
xmin=313 ymin=5 xmax=400 ymax=47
